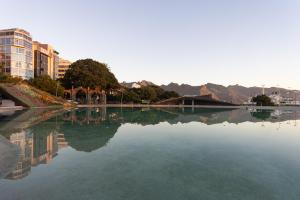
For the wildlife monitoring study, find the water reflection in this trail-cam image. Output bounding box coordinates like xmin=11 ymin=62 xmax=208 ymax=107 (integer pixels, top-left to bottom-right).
xmin=0 ymin=107 xmax=299 ymax=181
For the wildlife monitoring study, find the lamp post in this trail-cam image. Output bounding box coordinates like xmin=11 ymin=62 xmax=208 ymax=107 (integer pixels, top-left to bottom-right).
xmin=71 ymin=81 xmax=74 ymax=101
xmin=121 ymin=90 xmax=124 ymax=106
xmin=55 ymin=81 xmax=58 ymax=97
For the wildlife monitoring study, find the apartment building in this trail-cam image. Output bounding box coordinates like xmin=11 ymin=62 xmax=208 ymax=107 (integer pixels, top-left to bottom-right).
xmin=57 ymin=58 xmax=71 ymax=79
xmin=0 ymin=28 xmax=34 ymax=79
xmin=33 ymin=41 xmax=59 ymax=79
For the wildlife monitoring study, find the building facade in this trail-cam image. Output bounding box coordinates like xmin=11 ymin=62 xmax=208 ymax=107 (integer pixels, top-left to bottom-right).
xmin=33 ymin=41 xmax=59 ymax=79
xmin=57 ymin=58 xmax=71 ymax=79
xmin=0 ymin=28 xmax=34 ymax=79
xmin=33 ymin=41 xmax=49 ymax=77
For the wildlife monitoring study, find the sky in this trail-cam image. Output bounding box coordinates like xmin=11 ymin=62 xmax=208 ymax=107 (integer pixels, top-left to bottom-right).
xmin=1 ymin=0 xmax=300 ymax=89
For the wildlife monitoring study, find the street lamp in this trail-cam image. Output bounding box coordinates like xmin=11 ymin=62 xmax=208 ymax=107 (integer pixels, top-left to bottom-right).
xmin=55 ymin=81 xmax=59 ymax=97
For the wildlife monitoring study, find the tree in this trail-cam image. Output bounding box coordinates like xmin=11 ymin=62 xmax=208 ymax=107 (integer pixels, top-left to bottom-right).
xmin=61 ymin=59 xmax=119 ymax=90
xmin=107 ymin=85 xmax=180 ymax=104
xmin=252 ymin=95 xmax=275 ymax=106
xmin=29 ymin=75 xmax=65 ymax=97
xmin=158 ymin=90 xmax=179 ymax=100
xmin=0 ymin=62 xmax=4 ymax=73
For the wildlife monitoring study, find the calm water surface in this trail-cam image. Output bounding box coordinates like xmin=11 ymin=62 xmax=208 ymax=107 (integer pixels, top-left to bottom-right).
xmin=0 ymin=107 xmax=300 ymax=200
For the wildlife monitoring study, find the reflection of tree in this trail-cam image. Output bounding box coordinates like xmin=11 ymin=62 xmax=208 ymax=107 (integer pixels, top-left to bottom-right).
xmin=250 ymin=110 xmax=272 ymax=120
xmin=61 ymin=120 xmax=120 ymax=152
xmin=116 ymin=108 xmax=178 ymax=125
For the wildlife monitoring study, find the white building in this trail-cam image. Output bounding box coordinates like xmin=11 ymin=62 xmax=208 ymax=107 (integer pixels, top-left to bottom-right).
xmin=131 ymin=83 xmax=141 ymax=88
xmin=0 ymin=28 xmax=34 ymax=79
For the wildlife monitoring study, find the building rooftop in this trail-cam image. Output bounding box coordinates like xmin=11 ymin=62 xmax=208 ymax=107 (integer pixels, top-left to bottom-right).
xmin=0 ymin=28 xmax=31 ymax=37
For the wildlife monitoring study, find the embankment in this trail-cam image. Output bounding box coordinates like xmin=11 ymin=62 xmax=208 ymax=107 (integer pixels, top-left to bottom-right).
xmin=0 ymin=83 xmax=72 ymax=108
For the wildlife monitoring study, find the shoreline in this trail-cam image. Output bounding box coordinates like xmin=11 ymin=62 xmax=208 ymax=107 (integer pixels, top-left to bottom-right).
xmin=1 ymin=104 xmax=300 ymax=111
xmin=77 ymin=104 xmax=300 ymax=110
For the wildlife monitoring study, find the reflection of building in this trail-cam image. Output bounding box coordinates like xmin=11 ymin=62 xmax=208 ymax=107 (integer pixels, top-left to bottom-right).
xmin=33 ymin=41 xmax=59 ymax=79
xmin=57 ymin=133 xmax=68 ymax=150
xmin=6 ymin=130 xmax=66 ymax=180
xmin=57 ymin=58 xmax=71 ymax=79
xmin=0 ymin=28 xmax=34 ymax=79
xmin=6 ymin=130 xmax=32 ymax=180
xmin=31 ymin=132 xmax=58 ymax=166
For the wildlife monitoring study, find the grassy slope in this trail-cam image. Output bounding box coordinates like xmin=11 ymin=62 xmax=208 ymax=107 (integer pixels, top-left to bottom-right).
xmin=0 ymin=82 xmax=72 ymax=107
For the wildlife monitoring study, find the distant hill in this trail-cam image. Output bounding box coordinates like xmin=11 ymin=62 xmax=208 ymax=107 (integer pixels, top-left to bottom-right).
xmin=120 ymin=81 xmax=300 ymax=104
xmin=161 ymin=83 xmax=200 ymax=96
xmin=120 ymin=80 xmax=155 ymax=88
xmin=161 ymin=83 xmax=300 ymax=104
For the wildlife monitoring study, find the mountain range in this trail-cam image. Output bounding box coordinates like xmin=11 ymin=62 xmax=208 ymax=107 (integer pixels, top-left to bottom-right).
xmin=161 ymin=83 xmax=300 ymax=104
xmin=121 ymin=81 xmax=300 ymax=104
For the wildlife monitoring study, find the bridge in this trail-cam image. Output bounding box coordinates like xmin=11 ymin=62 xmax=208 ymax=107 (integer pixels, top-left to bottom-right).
xmin=64 ymin=86 xmax=107 ymax=104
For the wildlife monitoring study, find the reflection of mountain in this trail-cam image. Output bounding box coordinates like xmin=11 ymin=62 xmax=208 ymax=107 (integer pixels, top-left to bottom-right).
xmin=155 ymin=108 xmax=300 ymax=125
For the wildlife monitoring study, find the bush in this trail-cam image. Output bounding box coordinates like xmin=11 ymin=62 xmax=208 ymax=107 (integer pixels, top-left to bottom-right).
xmin=252 ymin=95 xmax=275 ymax=106
xmin=108 ymin=86 xmax=179 ymax=104
xmin=29 ymin=75 xmax=65 ymax=97
xmin=0 ymin=73 xmax=23 ymax=84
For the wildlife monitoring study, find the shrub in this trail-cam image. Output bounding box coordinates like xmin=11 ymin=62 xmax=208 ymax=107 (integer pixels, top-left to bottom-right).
xmin=0 ymin=73 xmax=23 ymax=84
xmin=29 ymin=75 xmax=65 ymax=97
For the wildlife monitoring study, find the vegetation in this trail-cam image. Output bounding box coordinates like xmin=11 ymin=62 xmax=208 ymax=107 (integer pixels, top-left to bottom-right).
xmin=0 ymin=59 xmax=179 ymax=105
xmin=61 ymin=59 xmax=119 ymax=90
xmin=108 ymin=85 xmax=179 ymax=104
xmin=252 ymin=95 xmax=275 ymax=106
xmin=0 ymin=73 xmax=23 ymax=84
xmin=0 ymin=63 xmax=23 ymax=84
xmin=29 ymin=75 xmax=65 ymax=97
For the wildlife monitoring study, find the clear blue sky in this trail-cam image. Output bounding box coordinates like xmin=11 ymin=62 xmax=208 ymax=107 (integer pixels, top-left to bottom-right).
xmin=1 ymin=0 xmax=300 ymax=89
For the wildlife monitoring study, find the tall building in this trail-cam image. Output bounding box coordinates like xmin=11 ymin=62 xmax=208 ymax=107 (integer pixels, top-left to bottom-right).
xmin=33 ymin=41 xmax=59 ymax=79
xmin=0 ymin=28 xmax=34 ymax=79
xmin=57 ymin=58 xmax=71 ymax=79
xmin=33 ymin=41 xmax=49 ymax=77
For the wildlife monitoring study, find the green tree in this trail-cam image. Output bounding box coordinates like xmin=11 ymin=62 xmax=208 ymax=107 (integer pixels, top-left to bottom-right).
xmin=0 ymin=62 xmax=4 ymax=73
xmin=140 ymin=86 xmax=157 ymax=101
xmin=158 ymin=90 xmax=179 ymax=100
xmin=107 ymin=85 xmax=180 ymax=104
xmin=252 ymin=95 xmax=275 ymax=106
xmin=61 ymin=59 xmax=119 ymax=90
xmin=29 ymin=75 xmax=65 ymax=97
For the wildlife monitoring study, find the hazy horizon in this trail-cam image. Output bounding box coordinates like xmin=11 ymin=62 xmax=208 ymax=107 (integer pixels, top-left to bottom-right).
xmin=1 ymin=0 xmax=299 ymax=89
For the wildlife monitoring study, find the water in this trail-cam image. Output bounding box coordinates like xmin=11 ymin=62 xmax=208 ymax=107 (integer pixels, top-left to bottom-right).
xmin=0 ymin=107 xmax=300 ymax=200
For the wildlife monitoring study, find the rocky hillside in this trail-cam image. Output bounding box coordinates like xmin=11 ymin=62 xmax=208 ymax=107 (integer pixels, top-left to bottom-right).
xmin=161 ymin=83 xmax=300 ymax=104
xmin=161 ymin=83 xmax=200 ymax=96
